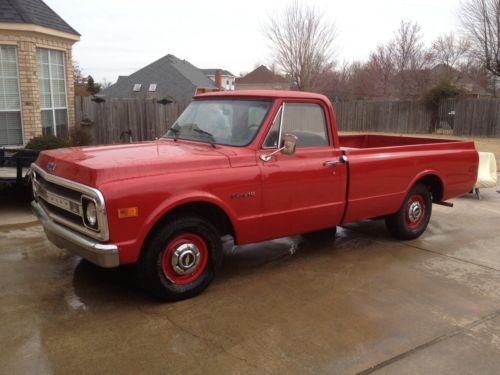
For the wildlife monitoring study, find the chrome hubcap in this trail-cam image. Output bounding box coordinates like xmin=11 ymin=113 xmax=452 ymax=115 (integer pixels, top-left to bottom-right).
xmin=408 ymin=201 xmax=423 ymax=223
xmin=171 ymin=243 xmax=201 ymax=275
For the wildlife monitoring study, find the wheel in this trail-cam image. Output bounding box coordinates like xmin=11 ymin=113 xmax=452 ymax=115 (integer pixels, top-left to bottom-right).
xmin=385 ymin=183 xmax=432 ymax=240
xmin=138 ymin=214 xmax=223 ymax=301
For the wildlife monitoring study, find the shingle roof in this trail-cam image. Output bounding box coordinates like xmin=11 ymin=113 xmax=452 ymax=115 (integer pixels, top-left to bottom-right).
xmin=236 ymin=65 xmax=288 ymax=84
xmin=102 ymin=54 xmax=218 ymax=99
xmin=201 ymin=69 xmax=236 ymax=77
xmin=0 ymin=0 xmax=80 ymax=35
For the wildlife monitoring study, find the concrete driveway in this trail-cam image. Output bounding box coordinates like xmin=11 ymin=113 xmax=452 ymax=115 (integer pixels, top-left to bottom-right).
xmin=1 ymin=188 xmax=499 ymax=374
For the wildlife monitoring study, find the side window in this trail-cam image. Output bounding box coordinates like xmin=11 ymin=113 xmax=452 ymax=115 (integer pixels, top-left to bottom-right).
xmin=263 ymin=106 xmax=282 ymax=148
xmin=282 ymin=103 xmax=329 ymax=147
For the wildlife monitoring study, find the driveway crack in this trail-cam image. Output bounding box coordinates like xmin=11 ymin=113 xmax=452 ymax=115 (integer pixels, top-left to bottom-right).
xmin=164 ymin=313 xmax=268 ymax=373
xmin=356 ymin=309 xmax=500 ymax=374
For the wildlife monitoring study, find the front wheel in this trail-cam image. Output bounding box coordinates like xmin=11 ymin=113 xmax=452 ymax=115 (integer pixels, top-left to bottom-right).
xmin=138 ymin=214 xmax=222 ymax=301
xmin=385 ymin=183 xmax=432 ymax=240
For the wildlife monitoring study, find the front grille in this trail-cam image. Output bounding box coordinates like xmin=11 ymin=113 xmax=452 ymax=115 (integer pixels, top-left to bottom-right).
xmin=31 ymin=164 xmax=109 ymax=241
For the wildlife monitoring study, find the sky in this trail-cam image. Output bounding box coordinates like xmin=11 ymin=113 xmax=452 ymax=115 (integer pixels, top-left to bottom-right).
xmin=44 ymin=0 xmax=463 ymax=83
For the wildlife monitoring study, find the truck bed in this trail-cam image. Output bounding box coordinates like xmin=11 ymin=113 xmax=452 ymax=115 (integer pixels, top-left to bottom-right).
xmin=339 ymin=134 xmax=458 ymax=150
xmin=338 ymin=134 xmax=478 ymax=224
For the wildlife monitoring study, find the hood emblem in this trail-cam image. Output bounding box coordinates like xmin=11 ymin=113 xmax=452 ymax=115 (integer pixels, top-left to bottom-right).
xmin=47 ymin=162 xmax=56 ymax=172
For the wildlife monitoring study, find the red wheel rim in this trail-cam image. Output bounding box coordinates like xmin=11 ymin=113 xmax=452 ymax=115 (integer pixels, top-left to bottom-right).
xmin=405 ymin=194 xmax=425 ymax=229
xmin=161 ymin=233 xmax=209 ymax=285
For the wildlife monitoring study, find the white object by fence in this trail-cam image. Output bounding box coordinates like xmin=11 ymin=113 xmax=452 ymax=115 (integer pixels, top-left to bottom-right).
xmin=475 ymin=152 xmax=497 ymax=189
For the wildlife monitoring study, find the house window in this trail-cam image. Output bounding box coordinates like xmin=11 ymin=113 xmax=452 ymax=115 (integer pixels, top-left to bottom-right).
xmin=36 ymin=48 xmax=68 ymax=137
xmin=133 ymin=84 xmax=142 ymax=92
xmin=148 ymin=83 xmax=157 ymax=92
xmin=0 ymin=45 xmax=22 ymax=146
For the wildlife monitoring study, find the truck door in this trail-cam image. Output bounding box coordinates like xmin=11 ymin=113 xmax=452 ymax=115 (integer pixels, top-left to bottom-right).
xmin=257 ymin=101 xmax=347 ymax=240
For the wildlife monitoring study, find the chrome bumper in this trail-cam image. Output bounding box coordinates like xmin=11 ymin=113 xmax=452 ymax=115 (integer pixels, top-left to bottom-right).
xmin=32 ymin=200 xmax=119 ymax=268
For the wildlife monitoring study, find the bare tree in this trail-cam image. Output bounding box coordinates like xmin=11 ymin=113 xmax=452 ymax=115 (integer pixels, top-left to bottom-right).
xmin=99 ymin=78 xmax=113 ymax=89
xmin=264 ymin=1 xmax=336 ymax=91
xmin=391 ymin=21 xmax=432 ymax=97
xmin=73 ymin=60 xmax=84 ymax=84
xmin=368 ymin=43 xmax=396 ymax=97
xmin=392 ymin=21 xmax=426 ymax=71
xmin=461 ymin=0 xmax=500 ymax=77
xmin=431 ymin=34 xmax=470 ymax=69
xmin=317 ymin=62 xmax=350 ymax=99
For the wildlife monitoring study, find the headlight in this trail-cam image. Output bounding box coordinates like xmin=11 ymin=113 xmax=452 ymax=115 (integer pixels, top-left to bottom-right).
xmin=86 ymin=201 xmax=97 ymax=226
xmin=82 ymin=197 xmax=98 ymax=229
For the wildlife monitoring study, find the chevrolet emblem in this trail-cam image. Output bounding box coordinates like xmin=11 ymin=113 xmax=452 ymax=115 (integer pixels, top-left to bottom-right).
xmin=47 ymin=162 xmax=56 ymax=172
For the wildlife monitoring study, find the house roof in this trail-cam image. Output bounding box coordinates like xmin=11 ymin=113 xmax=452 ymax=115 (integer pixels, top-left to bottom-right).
xmin=201 ymin=69 xmax=235 ymax=77
xmin=0 ymin=0 xmax=80 ymax=35
xmin=102 ymin=54 xmax=218 ymax=99
xmin=236 ymin=65 xmax=288 ymax=84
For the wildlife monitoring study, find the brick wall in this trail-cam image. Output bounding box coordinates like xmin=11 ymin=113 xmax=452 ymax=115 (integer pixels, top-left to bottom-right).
xmin=0 ymin=29 xmax=77 ymax=144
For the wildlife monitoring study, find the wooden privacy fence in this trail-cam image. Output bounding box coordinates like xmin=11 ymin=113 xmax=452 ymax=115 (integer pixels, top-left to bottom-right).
xmin=452 ymin=99 xmax=500 ymax=137
xmin=74 ymin=96 xmax=189 ymax=145
xmin=75 ymin=96 xmax=500 ymax=145
xmin=333 ymin=100 xmax=432 ymax=134
xmin=333 ymin=98 xmax=500 ymax=137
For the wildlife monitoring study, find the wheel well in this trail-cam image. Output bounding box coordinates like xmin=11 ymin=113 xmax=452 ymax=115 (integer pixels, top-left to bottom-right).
xmin=143 ymin=201 xmax=235 ymax=250
xmin=169 ymin=202 xmax=235 ymax=237
xmin=415 ymin=175 xmax=443 ymax=202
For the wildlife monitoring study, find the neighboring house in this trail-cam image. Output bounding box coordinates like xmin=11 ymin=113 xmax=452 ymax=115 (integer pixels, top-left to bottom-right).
xmin=202 ymin=69 xmax=236 ymax=90
xmin=102 ymin=54 xmax=219 ymax=100
xmin=0 ymin=0 xmax=80 ymax=147
xmin=235 ymin=65 xmax=290 ymax=91
xmin=429 ymin=64 xmax=492 ymax=98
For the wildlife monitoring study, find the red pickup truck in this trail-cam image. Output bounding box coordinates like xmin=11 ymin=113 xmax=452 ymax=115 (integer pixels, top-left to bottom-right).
xmin=31 ymin=91 xmax=479 ymax=300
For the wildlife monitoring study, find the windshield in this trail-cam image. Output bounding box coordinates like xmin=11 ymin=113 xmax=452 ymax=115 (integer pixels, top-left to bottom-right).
xmin=163 ymin=99 xmax=273 ymax=146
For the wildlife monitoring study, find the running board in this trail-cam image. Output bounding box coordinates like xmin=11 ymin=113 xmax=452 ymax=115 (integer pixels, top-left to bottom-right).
xmin=434 ymin=201 xmax=454 ymax=208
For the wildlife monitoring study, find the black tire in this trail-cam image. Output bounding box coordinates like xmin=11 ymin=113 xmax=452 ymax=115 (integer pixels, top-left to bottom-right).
xmin=137 ymin=214 xmax=223 ymax=301
xmin=385 ymin=183 xmax=432 ymax=240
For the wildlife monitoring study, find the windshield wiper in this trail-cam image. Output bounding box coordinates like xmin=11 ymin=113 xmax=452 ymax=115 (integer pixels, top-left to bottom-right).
xmin=192 ymin=128 xmax=216 ymax=148
xmin=164 ymin=125 xmax=179 ymax=141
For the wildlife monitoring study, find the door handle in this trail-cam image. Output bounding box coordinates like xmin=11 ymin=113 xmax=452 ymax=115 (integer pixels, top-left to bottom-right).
xmin=323 ymin=160 xmax=339 ymax=166
xmin=323 ymin=155 xmax=348 ymax=167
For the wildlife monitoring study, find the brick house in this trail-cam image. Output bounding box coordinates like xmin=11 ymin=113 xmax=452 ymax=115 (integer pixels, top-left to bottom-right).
xmin=0 ymin=0 xmax=80 ymax=147
xmin=235 ymin=65 xmax=290 ymax=91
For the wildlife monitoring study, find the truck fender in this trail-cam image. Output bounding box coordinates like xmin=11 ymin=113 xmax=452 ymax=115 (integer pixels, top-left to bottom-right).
xmin=136 ymin=191 xmax=239 ymax=252
xmin=404 ymin=170 xmax=446 ymax=202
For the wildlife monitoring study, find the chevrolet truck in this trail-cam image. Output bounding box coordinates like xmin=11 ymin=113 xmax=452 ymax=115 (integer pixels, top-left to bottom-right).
xmin=31 ymin=91 xmax=479 ymax=300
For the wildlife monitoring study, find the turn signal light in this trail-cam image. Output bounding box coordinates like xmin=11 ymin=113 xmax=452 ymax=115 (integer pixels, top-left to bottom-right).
xmin=118 ymin=207 xmax=138 ymax=219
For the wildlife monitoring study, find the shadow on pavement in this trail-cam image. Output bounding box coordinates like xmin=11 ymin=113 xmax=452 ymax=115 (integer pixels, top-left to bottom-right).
xmin=70 ymin=229 xmax=342 ymax=305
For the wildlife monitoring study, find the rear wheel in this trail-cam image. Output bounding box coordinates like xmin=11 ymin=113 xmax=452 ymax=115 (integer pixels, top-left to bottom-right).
xmin=385 ymin=183 xmax=432 ymax=240
xmin=138 ymin=214 xmax=222 ymax=301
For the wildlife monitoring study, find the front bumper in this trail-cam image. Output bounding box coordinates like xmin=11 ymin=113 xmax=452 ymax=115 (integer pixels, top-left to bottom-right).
xmin=32 ymin=200 xmax=119 ymax=267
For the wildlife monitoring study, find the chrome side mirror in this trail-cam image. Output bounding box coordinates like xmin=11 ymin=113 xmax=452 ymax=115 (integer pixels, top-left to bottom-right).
xmin=260 ymin=133 xmax=298 ymax=162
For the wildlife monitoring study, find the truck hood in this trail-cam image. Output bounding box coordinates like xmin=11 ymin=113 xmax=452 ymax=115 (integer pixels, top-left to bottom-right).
xmin=35 ymin=140 xmax=231 ymax=187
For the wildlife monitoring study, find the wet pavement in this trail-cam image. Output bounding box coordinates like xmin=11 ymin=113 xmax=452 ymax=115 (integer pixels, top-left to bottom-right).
xmin=1 ymin=188 xmax=500 ymax=374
